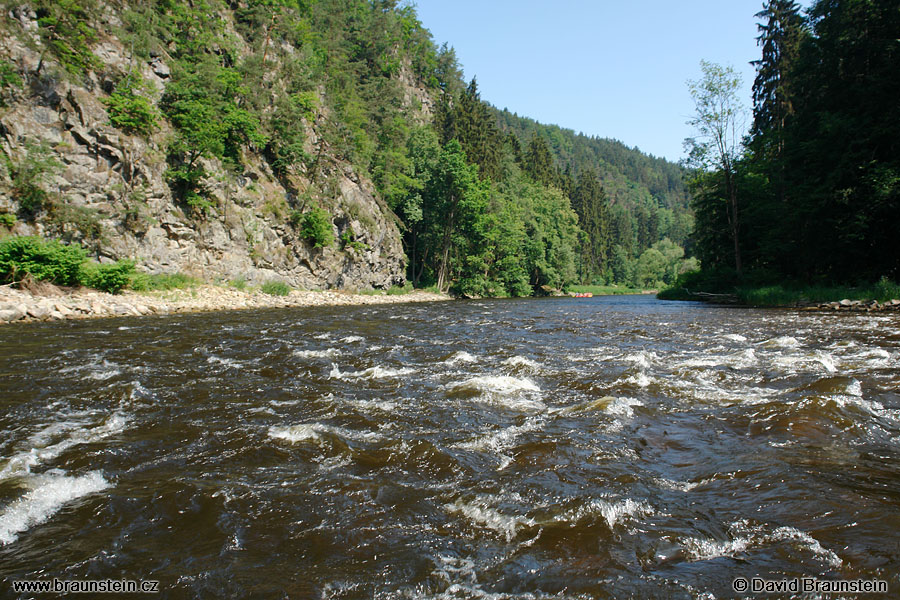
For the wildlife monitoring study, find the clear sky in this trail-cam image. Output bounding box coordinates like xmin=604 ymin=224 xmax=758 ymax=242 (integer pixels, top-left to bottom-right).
xmin=411 ymin=1 xmax=807 ymax=163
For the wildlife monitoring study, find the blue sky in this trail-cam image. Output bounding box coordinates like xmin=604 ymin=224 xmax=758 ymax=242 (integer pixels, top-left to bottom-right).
xmin=411 ymin=1 xmax=809 ymax=163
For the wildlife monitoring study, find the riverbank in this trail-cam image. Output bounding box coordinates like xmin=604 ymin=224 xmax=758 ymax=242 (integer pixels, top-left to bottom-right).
xmin=658 ymin=287 xmax=900 ymax=312
xmin=658 ymin=274 xmax=900 ymax=311
xmin=567 ymin=284 xmax=655 ymax=296
xmin=0 ymin=283 xmax=449 ymax=324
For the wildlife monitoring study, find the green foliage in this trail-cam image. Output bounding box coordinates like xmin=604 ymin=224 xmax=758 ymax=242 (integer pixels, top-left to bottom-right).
xmin=35 ymin=0 xmax=101 ymax=75
xmin=268 ymin=92 xmax=315 ymax=174
xmin=0 ymin=235 xmax=86 ymax=285
xmin=228 ymin=276 xmax=247 ymax=290
xmin=874 ymin=277 xmax=900 ymax=302
xmin=5 ymin=140 xmax=61 ymax=216
xmin=0 ymin=59 xmax=23 ymax=106
xmin=161 ymin=50 xmax=267 ymax=209
xmin=103 ymin=71 xmax=159 ymax=135
xmin=568 ymin=284 xmax=646 ymax=296
xmin=128 ymin=271 xmax=200 ymax=291
xmin=164 ymin=163 xmax=213 ymax=216
xmin=297 ymin=205 xmax=334 ymax=248
xmin=47 ymin=201 xmax=105 ymax=244
xmin=261 ymin=280 xmax=290 ymax=296
xmin=79 ymin=259 xmax=135 ymax=294
xmin=339 ymin=229 xmax=368 ymax=252
xmin=689 ymin=0 xmax=900 ymax=286
xmin=0 ymin=213 xmax=16 ymax=228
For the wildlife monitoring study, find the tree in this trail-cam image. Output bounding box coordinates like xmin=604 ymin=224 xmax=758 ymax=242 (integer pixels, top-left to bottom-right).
xmin=751 ymin=1 xmax=805 ymax=155
xmin=684 ymin=61 xmax=747 ymax=275
xmin=524 ymin=133 xmax=554 ymax=187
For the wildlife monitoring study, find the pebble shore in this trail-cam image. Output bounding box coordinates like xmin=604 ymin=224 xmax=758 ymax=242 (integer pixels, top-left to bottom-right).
xmin=0 ymin=284 xmax=448 ymax=324
xmin=800 ymin=298 xmax=900 ymax=312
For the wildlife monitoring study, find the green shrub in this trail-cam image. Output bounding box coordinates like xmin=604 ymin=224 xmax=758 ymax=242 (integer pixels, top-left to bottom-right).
xmin=47 ymin=202 xmax=105 ymax=243
xmin=36 ymin=0 xmax=101 ymax=75
xmin=261 ymin=280 xmax=290 ymax=296
xmin=297 ymin=205 xmax=334 ymax=248
xmin=165 ymin=163 xmax=213 ymax=216
xmin=229 ymin=276 xmax=247 ymax=290
xmin=874 ymin=276 xmax=900 ymax=302
xmin=79 ymin=259 xmax=135 ymax=294
xmin=0 ymin=213 xmax=16 ymax=228
xmin=103 ymin=71 xmax=159 ymax=135
xmin=0 ymin=59 xmax=22 ymax=106
xmin=386 ymin=282 xmax=414 ymax=295
xmin=5 ymin=140 xmax=62 ymax=216
xmin=128 ymin=271 xmax=199 ymax=291
xmin=339 ymin=228 xmax=368 ymax=252
xmin=0 ymin=235 xmax=86 ymax=285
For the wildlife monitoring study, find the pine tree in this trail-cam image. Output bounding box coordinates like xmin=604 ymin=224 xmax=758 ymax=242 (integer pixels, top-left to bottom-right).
xmin=524 ymin=133 xmax=555 ymax=187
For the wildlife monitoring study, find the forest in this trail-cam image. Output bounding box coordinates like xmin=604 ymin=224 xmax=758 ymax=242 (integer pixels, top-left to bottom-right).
xmin=678 ymin=0 xmax=899 ymax=295
xmin=1 ymin=0 xmax=696 ymax=296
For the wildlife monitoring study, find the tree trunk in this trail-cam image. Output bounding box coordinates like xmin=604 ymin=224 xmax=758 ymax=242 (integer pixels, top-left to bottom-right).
xmin=725 ymin=168 xmax=742 ymax=276
xmin=436 ymin=199 xmax=457 ymax=291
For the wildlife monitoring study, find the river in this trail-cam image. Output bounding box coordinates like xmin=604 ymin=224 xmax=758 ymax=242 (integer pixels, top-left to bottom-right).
xmin=1 ymin=296 xmax=899 ymax=598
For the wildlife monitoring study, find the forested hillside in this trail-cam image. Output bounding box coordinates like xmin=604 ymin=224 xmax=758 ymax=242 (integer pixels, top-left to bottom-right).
xmin=0 ymin=0 xmax=696 ymax=296
xmin=493 ymin=108 xmax=695 ymax=287
xmin=681 ymin=0 xmax=899 ymax=292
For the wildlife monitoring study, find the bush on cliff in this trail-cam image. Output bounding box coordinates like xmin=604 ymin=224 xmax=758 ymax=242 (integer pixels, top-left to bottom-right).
xmin=79 ymin=259 xmax=136 ymax=294
xmin=0 ymin=235 xmax=86 ymax=286
xmin=296 ymin=206 xmax=334 ymax=248
xmin=0 ymin=235 xmax=135 ymax=293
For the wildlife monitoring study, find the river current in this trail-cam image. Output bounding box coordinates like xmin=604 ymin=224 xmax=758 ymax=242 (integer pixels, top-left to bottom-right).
xmin=1 ymin=295 xmax=899 ymax=598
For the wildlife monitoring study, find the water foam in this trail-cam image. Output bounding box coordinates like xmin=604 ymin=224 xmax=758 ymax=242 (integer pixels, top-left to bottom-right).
xmin=623 ymin=351 xmax=658 ymax=369
xmin=445 ymin=351 xmax=478 ymax=365
xmin=449 ymin=376 xmax=540 ymax=395
xmin=457 ymin=417 xmax=544 ymax=455
xmin=444 ymin=496 xmax=534 ymax=542
xmin=501 ymin=356 xmax=541 ymax=371
xmin=591 ymin=498 xmax=655 ymax=528
xmin=681 ymin=519 xmax=842 ymax=568
xmin=0 ymin=471 xmax=110 ymax=545
xmin=268 ymin=423 xmax=382 ymax=444
xmin=764 ymin=336 xmax=802 ymax=348
xmin=328 ymin=364 xmax=415 ymax=380
xmin=447 ymin=376 xmax=544 ymax=411
xmin=206 ymin=355 xmax=242 ymax=369
xmin=0 ymin=413 xmax=130 ymax=480
xmin=723 ymin=333 xmax=748 ymax=342
xmin=293 ymin=348 xmax=342 ymax=359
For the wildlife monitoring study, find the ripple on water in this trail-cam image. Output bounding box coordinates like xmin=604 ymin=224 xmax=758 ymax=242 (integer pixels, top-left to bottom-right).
xmin=0 ymin=412 xmax=130 ymax=480
xmin=447 ymin=376 xmax=545 ymax=412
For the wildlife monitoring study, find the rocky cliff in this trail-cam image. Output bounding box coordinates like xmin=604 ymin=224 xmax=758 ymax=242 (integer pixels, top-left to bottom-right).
xmin=0 ymin=3 xmax=419 ymax=290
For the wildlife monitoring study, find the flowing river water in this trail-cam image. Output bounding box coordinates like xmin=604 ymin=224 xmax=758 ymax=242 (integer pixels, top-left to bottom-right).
xmin=1 ymin=295 xmax=899 ymax=598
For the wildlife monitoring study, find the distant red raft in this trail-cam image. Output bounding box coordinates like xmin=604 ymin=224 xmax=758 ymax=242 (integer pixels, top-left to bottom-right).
xmin=573 ymin=292 xmax=593 ymax=298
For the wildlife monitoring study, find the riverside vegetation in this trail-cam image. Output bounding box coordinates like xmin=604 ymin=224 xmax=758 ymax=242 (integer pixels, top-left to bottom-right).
xmin=664 ymin=0 xmax=899 ymax=305
xmin=0 ymin=0 xmax=695 ymax=304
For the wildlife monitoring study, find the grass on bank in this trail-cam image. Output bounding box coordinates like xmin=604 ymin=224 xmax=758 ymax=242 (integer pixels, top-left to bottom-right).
xmin=260 ymin=280 xmax=291 ymax=296
xmin=658 ymin=269 xmax=900 ymax=306
xmin=567 ymin=284 xmax=650 ymax=296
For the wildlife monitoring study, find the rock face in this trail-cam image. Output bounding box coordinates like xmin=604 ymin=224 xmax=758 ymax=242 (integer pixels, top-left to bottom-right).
xmin=0 ymin=8 xmax=409 ymax=291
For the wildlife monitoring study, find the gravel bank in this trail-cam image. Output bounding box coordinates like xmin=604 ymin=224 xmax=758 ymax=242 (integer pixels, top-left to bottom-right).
xmin=0 ymin=284 xmax=448 ymax=324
